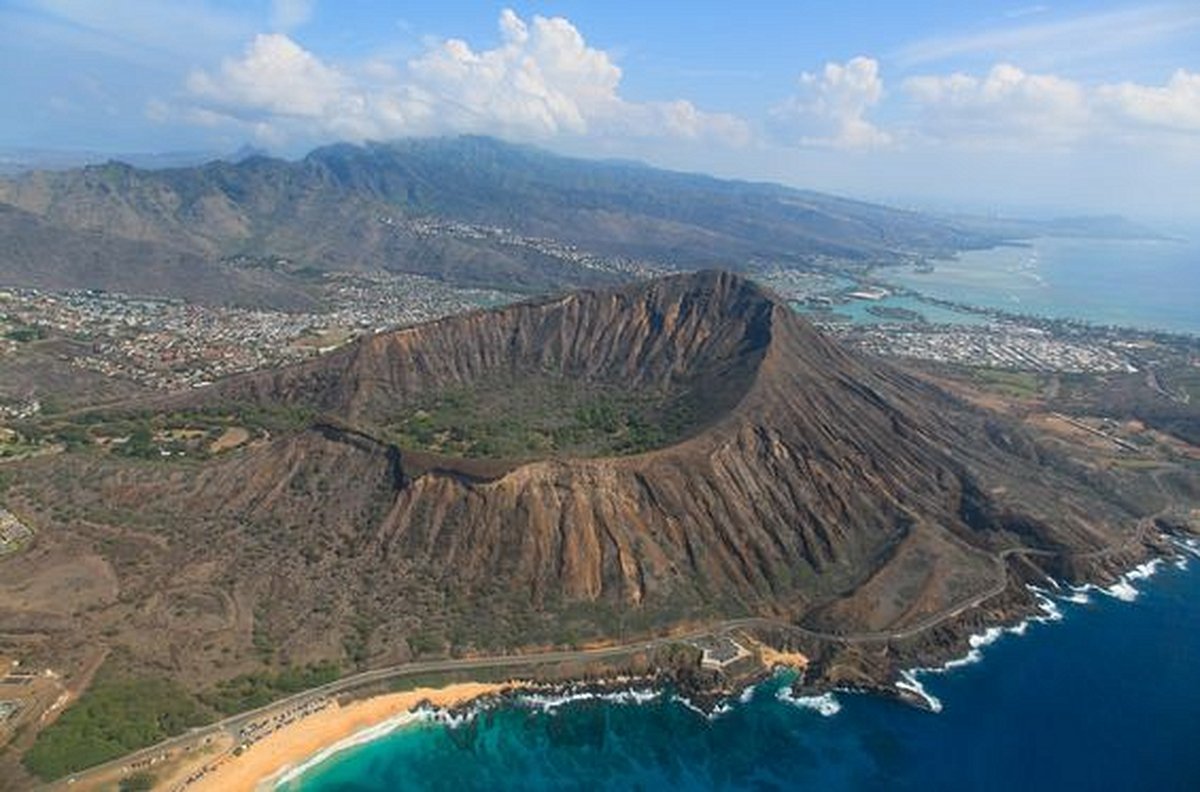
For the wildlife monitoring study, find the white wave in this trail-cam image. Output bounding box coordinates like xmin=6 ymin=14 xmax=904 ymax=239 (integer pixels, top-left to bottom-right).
xmin=416 ymin=703 xmax=481 ymax=730
xmin=515 ymin=690 xmax=597 ymax=712
xmin=515 ymin=687 xmax=661 ymax=714
xmin=902 ymin=585 xmax=1062 ymax=692
xmin=939 ymin=648 xmax=983 ymax=671
xmin=665 ymin=693 xmax=739 ymax=722
xmin=605 ymin=688 xmax=661 ymax=705
xmin=670 ymin=694 xmax=708 ymax=719
xmin=1127 ymin=559 xmax=1162 ymax=581
xmin=969 ymin=627 xmax=1004 ymax=649
xmin=1105 ymin=580 xmax=1139 ymax=602
xmin=893 ymin=561 xmax=1179 ymax=716
xmin=1094 ymin=557 xmax=1165 ymax=602
xmin=895 ymin=672 xmax=943 ymax=713
xmin=1030 ymin=588 xmax=1065 ymax=622
xmin=917 ymin=622 xmax=1026 ymax=677
xmin=271 ymin=710 xmax=426 ymax=788
xmin=775 ymin=687 xmax=842 ymax=717
xmin=738 ymin=685 xmax=756 ymax=704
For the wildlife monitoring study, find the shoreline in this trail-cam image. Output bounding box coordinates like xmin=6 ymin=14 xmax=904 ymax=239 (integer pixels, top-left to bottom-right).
xmin=35 ymin=531 xmax=1197 ymax=791
xmin=891 ymin=546 xmax=1195 ymax=712
xmin=233 ymin=551 xmax=1198 ymax=789
xmin=177 ymin=682 xmax=511 ymax=792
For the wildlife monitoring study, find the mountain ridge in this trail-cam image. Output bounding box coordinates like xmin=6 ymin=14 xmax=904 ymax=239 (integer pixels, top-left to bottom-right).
xmin=0 ymin=136 xmax=998 ymax=304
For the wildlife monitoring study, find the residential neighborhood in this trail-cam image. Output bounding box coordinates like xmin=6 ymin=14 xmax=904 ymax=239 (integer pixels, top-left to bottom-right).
xmin=0 ymin=272 xmax=518 ymax=392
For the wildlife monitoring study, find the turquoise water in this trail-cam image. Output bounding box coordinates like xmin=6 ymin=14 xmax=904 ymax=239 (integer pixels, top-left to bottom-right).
xmin=287 ymin=554 xmax=1200 ymax=791
xmin=884 ymin=236 xmax=1200 ymax=335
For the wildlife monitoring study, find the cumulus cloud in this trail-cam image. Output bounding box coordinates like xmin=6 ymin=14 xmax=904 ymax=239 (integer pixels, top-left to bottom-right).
xmin=1096 ymin=69 xmax=1200 ymax=133
xmin=176 ymin=9 xmax=749 ymax=148
xmin=187 ymin=33 xmax=348 ymax=119
xmin=404 ymin=8 xmax=621 ymax=138
xmin=770 ymin=57 xmax=891 ymax=149
xmin=903 ymin=63 xmax=1090 ymax=147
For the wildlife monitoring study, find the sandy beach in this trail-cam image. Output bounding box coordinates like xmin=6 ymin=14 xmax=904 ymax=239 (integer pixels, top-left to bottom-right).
xmin=183 ymin=682 xmax=510 ymax=792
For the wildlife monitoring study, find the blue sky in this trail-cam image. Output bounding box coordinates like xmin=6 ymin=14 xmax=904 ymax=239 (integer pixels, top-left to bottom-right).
xmin=1 ymin=1 xmax=1198 ymax=220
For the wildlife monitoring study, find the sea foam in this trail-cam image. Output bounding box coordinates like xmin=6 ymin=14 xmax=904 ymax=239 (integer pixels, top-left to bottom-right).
xmin=895 ymin=672 xmax=943 ymax=713
xmin=516 ymin=687 xmax=661 ymax=713
xmin=895 ymin=583 xmax=1071 ymax=711
xmin=775 ymin=687 xmax=842 ymax=717
xmin=1060 ymin=558 xmax=1166 ymax=603
xmin=1106 ymin=580 xmax=1139 ymax=602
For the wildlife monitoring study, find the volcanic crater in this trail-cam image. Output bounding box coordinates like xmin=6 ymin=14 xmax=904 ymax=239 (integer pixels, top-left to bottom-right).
xmin=2 ymin=270 xmax=1168 ymax=685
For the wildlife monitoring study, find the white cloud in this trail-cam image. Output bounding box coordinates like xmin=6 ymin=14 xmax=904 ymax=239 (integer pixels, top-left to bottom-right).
xmin=187 ymin=33 xmax=348 ymax=119
xmin=176 ymin=9 xmax=749 ymax=148
xmin=269 ymin=0 xmax=315 ymax=32
xmin=1096 ymin=69 xmax=1200 ymax=133
xmin=903 ymin=63 xmax=1090 ymax=148
xmin=771 ymin=56 xmax=891 ymax=149
xmin=404 ymin=9 xmax=620 ymax=138
xmin=904 ymin=63 xmax=1200 ymax=150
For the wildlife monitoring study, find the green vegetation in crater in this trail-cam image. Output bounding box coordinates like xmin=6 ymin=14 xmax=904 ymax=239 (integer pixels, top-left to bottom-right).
xmin=385 ymin=376 xmax=702 ymax=459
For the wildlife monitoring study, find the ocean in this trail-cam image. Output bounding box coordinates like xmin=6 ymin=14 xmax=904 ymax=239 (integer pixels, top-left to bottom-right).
xmin=282 ymin=551 xmax=1200 ymax=792
xmin=883 ymin=236 xmax=1200 ymax=335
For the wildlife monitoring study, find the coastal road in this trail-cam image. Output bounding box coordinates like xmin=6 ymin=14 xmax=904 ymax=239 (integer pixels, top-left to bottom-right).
xmin=43 ymin=521 xmax=1155 ymax=791
xmin=41 ymin=625 xmax=765 ymax=791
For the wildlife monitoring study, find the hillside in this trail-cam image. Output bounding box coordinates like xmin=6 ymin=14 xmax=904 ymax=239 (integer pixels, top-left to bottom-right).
xmin=0 ymin=203 xmax=318 ymax=310
xmin=0 ymin=137 xmax=997 ymax=304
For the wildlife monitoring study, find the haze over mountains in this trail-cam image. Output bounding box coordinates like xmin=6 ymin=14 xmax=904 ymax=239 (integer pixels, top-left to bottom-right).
xmin=0 ymin=136 xmax=1007 ymax=306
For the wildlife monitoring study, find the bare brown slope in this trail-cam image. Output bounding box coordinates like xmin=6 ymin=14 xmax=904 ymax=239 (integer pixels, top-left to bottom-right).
xmin=209 ymin=270 xmax=773 ymax=423
xmin=145 ymin=272 xmax=1142 ymax=651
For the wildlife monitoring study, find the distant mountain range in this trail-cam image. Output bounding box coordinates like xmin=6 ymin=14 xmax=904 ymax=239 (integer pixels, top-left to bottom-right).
xmin=0 ymin=136 xmax=1006 ymax=306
